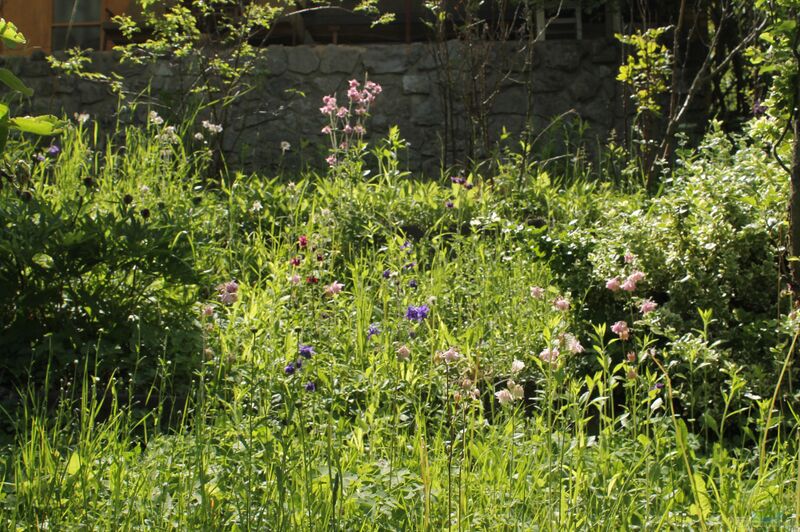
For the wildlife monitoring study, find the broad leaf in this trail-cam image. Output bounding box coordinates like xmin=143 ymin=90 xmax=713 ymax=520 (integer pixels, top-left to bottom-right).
xmin=0 ymin=68 xmax=32 ymax=96
xmin=0 ymin=19 xmax=25 ymax=48
xmin=10 ymin=115 xmax=64 ymax=136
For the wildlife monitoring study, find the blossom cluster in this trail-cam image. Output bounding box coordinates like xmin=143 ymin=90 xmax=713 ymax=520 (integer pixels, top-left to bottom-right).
xmin=320 ymin=79 xmax=382 ymax=167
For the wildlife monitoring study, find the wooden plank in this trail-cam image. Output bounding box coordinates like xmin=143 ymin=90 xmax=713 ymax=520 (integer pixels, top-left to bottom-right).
xmin=1 ymin=0 xmax=52 ymax=53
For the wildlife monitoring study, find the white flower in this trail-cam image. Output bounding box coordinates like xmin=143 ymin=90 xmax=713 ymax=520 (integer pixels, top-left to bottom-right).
xmin=507 ymin=380 xmax=524 ymax=400
xmin=530 ymin=286 xmax=545 ymax=299
xmin=280 ymin=141 xmax=291 ymax=153
xmin=194 ymin=132 xmax=205 ymax=141
xmin=73 ymin=112 xmax=89 ymax=124
xmin=495 ymin=389 xmax=513 ymax=405
xmin=511 ymin=359 xmax=525 ymax=373
xmin=439 ymin=346 xmax=460 ymax=363
xmin=251 ymin=200 xmax=263 ymax=213
xmin=149 ymin=111 xmax=164 ymax=125
xmin=202 ymin=120 xmax=223 ymax=134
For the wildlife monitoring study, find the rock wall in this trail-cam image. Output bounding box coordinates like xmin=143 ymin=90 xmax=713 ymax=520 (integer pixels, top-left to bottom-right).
xmin=6 ymin=40 xmax=623 ymax=173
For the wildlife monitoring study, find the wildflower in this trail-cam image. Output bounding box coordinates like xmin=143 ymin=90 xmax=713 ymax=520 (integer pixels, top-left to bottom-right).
xmin=123 ymin=194 xmax=134 ymax=205
xmin=320 ymin=95 xmax=337 ymax=115
xmin=201 ymin=305 xmax=215 ymax=318
xmin=445 ymin=200 xmax=454 ymax=209
xmin=408 ymin=279 xmax=418 ymax=289
xmin=626 ymin=352 xmax=637 ymax=363
xmin=299 ymin=345 xmax=315 ymax=359
xmin=405 ymin=305 xmax=430 ymax=322
xmin=290 ymin=257 xmax=301 ymax=267
xmin=353 ymin=124 xmax=365 ymax=135
xmin=324 ymin=280 xmax=344 ymax=296
xmin=284 ymin=362 xmax=296 ymax=375
xmin=74 ymin=112 xmax=90 ymax=124
xmin=640 ymin=298 xmax=658 ymax=314
xmin=306 ymin=276 xmax=319 ymax=284
xmin=438 ymin=346 xmax=460 ymax=363
xmin=396 ymin=344 xmax=411 ymax=361
xmin=530 ymin=286 xmax=545 ymax=299
xmin=305 ymin=381 xmax=316 ymax=392
xmin=606 ymin=277 xmax=621 ymax=292
xmin=611 ymin=321 xmax=629 ymax=341
xmin=148 ymin=110 xmax=163 ymax=125
xmin=553 ymin=297 xmax=570 ymax=311
xmin=295 ymin=358 xmax=303 ymax=369
xmin=621 ymin=278 xmax=637 ymax=292
xmin=251 ymin=200 xmax=263 ymax=213
xmin=495 ymin=388 xmax=514 ymax=405
xmin=367 ymin=323 xmax=380 ymax=339
xmin=298 ymin=235 xmax=308 ymax=248
xmin=450 ymin=176 xmax=465 ymax=185
xmin=34 ymin=153 xmax=46 ymax=162
xmin=280 ymin=141 xmax=291 ymax=153
xmin=47 ymin=145 xmax=60 ymax=156
xmin=343 ymin=124 xmax=353 ymax=134
xmin=202 ymin=120 xmax=223 ymax=134
xmin=563 ymin=333 xmax=584 ymax=354
xmin=624 ymin=252 xmax=635 ymax=264
xmin=317 ymin=254 xmax=324 ymax=262
xmin=336 ymin=107 xmax=349 ymax=118
xmin=326 ymin=154 xmax=337 ymax=167
xmin=464 ymin=182 xmax=474 ymax=190
xmin=141 ymin=208 xmax=151 ymax=219
xmin=289 ymin=273 xmax=301 ymax=284
xmin=403 ymin=262 xmax=416 ymax=271
xmin=539 ymin=347 xmax=560 ymax=366
xmin=217 ymin=280 xmax=239 ymax=305
xmin=321 ymin=125 xmax=332 ymax=134
xmin=508 ymin=380 xmax=524 ymax=400
xmin=627 ymin=369 xmax=637 ymax=380
xmin=194 ymin=132 xmax=205 ymax=141
xmin=511 ymin=359 xmax=525 ymax=373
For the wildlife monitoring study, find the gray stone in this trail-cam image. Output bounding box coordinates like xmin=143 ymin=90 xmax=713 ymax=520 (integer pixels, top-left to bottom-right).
xmin=363 ymin=46 xmax=409 ymax=74
xmin=568 ymin=71 xmax=597 ymax=102
xmin=493 ymin=85 xmax=528 ymax=114
xmin=265 ymin=46 xmax=288 ymax=75
xmin=287 ymin=46 xmax=320 ymax=74
xmin=402 ymin=74 xmax=431 ymax=94
xmin=79 ymin=81 xmax=108 ymax=105
xmin=530 ymin=69 xmax=566 ymax=92
xmin=540 ymin=41 xmax=584 ymax=71
xmin=410 ymin=94 xmax=441 ymax=126
xmin=319 ymin=45 xmax=362 ymax=74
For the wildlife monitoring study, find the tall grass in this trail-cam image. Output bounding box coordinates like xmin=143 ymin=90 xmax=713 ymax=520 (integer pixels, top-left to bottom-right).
xmin=0 ymin=122 xmax=797 ymax=530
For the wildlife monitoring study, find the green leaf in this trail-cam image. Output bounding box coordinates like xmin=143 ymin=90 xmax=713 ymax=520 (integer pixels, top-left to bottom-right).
xmin=9 ymin=115 xmax=64 ymax=136
xmin=31 ymin=253 xmax=54 ymax=269
xmin=0 ymin=19 xmax=26 ymax=48
xmin=675 ymin=418 xmax=689 ymax=450
xmin=66 ymin=451 xmax=81 ymax=475
xmin=0 ymin=103 xmax=8 ymax=155
xmin=0 ymin=68 xmax=32 ymax=96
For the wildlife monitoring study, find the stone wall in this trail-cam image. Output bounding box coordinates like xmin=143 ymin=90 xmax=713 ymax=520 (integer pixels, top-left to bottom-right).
xmin=5 ymin=40 xmax=623 ymax=172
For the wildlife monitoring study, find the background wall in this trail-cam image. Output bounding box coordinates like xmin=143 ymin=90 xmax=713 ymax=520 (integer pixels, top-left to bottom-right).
xmin=6 ymin=40 xmax=624 ymax=172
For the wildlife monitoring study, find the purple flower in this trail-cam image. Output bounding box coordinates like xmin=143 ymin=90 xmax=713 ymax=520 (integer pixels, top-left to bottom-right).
xmin=305 ymin=381 xmax=316 ymax=392
xmin=405 ymin=305 xmax=430 ymax=322
xmin=445 ymin=200 xmax=454 ymax=209
xmin=299 ymin=345 xmax=314 ymax=359
xmin=34 ymin=153 xmax=46 ymax=162
xmin=47 ymin=145 xmax=60 ymax=156
xmin=367 ymin=323 xmax=380 ymax=339
xmin=285 ymin=362 xmax=296 ymax=375
xmin=450 ymin=176 xmax=465 ymax=185
xmin=408 ymin=279 xmax=418 ymax=289
xmin=295 ymin=358 xmax=303 ymax=369
xmin=382 ymin=269 xmax=392 ymax=279
xmin=403 ymin=262 xmax=416 ymax=270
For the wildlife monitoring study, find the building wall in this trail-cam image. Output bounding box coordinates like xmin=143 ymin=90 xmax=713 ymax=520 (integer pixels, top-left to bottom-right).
xmin=5 ymin=40 xmax=623 ymax=172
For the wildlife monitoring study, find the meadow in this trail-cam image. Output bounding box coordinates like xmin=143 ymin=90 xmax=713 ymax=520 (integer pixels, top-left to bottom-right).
xmin=0 ymin=104 xmax=796 ymax=530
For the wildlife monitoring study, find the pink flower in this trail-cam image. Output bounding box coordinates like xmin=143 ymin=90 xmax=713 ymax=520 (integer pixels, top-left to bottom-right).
xmin=321 ymin=125 xmax=332 ymax=134
xmin=553 ymin=297 xmax=570 ymax=311
xmin=298 ymin=235 xmax=308 ymax=248
xmin=201 ymin=305 xmax=215 ymax=318
xmin=621 ymin=278 xmax=637 ymax=292
xmin=396 ymin=344 xmax=411 ymax=361
xmin=564 ymin=333 xmax=584 ymax=354
xmin=326 ymin=155 xmax=337 ymax=167
xmin=640 ymin=298 xmax=657 ymax=314
xmin=624 ymin=252 xmax=636 ymax=264
xmin=217 ymin=280 xmax=239 ymax=305
xmin=495 ymin=389 xmax=514 ymax=405
xmin=289 ymin=274 xmax=301 ymax=285
xmin=611 ymin=321 xmax=629 ymax=341
xmin=343 ymin=124 xmax=353 ymax=134
xmin=324 ymin=280 xmax=344 ymax=296
xmin=511 ymin=359 xmax=525 ymax=373
xmin=320 ymin=95 xmax=337 ymax=115
xmin=626 ymin=351 xmax=637 ymax=363
xmin=539 ymin=347 xmax=560 ymax=365
xmin=530 ymin=286 xmax=545 ymax=299
xmin=606 ymin=277 xmax=621 ymax=292
xmin=336 ymin=106 xmax=349 ymax=118
xmin=629 ymin=271 xmax=646 ymax=283
xmin=353 ymin=124 xmax=365 ymax=135
xmin=507 ymin=380 xmax=524 ymax=400
xmin=438 ymin=346 xmax=460 ymax=363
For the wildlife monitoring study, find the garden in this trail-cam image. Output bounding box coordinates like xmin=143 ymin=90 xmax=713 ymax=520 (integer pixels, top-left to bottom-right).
xmin=1 ymin=1 xmax=800 ymax=529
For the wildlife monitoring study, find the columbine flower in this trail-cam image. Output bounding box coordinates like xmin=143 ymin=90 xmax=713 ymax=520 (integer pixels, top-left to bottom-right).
xmin=306 ymin=276 xmax=319 ymax=284
xmin=408 ymin=279 xmax=418 ymax=289
xmin=640 ymin=299 xmax=657 ymax=314
xmin=508 ymin=380 xmax=524 ymax=400
xmin=405 ymin=305 xmax=430 ymax=322
xmin=201 ymin=305 xmax=215 ymax=318
xmin=202 ymin=120 xmax=223 ymax=134
xmin=321 ymin=125 xmax=332 ymax=134
xmin=290 ymin=257 xmax=301 ymax=267
xmin=445 ymin=200 xmax=454 ymax=209
xmin=627 ymin=369 xmax=637 ymax=380
xmin=606 ymin=277 xmax=621 ymax=292
xmin=611 ymin=321 xmax=629 ymax=341
xmin=539 ymin=347 xmax=560 ymax=366
xmin=284 ymin=362 xmax=296 ymax=375
xmin=289 ymin=273 xmax=301 ymax=284
xmin=511 ymin=359 xmax=525 ymax=373
xmin=438 ymin=346 xmax=460 ymax=363
xmin=324 ymin=281 xmax=344 ymax=296
xmin=621 ymin=278 xmax=637 ymax=292
xmin=530 ymin=286 xmax=545 ymax=299
xmin=396 ymin=344 xmax=411 ymax=361
xmin=280 ymin=141 xmax=291 ymax=153
xmin=624 ymin=252 xmax=636 ymax=264
xmin=367 ymin=323 xmax=380 ymax=339
xmin=305 ymin=381 xmax=316 ymax=392
xmin=382 ymin=269 xmax=392 ymax=279
xmin=74 ymin=112 xmax=89 ymax=124
xmin=299 ymin=345 xmax=315 ymax=359
xmin=251 ymin=200 xmax=263 ymax=213
xmin=217 ymin=280 xmax=239 ymax=305
xmin=326 ymin=155 xmax=337 ymax=167
xmin=626 ymin=352 xmax=637 ymax=363
xmin=563 ymin=333 xmax=584 ymax=354
xmin=495 ymin=388 xmax=514 ymax=405
xmin=194 ymin=132 xmax=205 ymax=141
xmin=47 ymin=145 xmax=60 ymax=156
xmin=148 ymin=110 xmax=163 ymax=125
xmin=553 ymin=297 xmax=570 ymax=311
xmin=298 ymin=235 xmax=308 ymax=248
